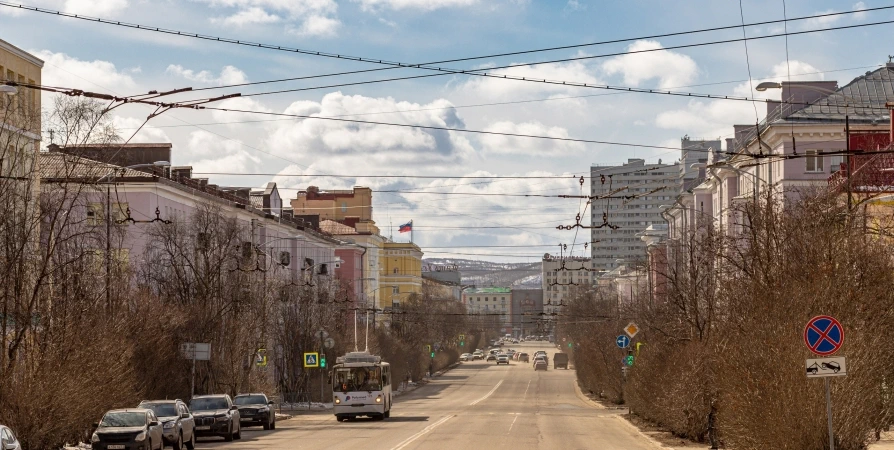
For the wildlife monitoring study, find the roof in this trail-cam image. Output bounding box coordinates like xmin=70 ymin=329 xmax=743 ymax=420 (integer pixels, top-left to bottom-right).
xmin=466 ymin=287 xmax=511 ymax=294
xmin=321 ymin=219 xmax=358 ymax=235
xmin=38 ymin=152 xmax=154 ymax=179
xmin=0 ymin=38 xmax=44 ymax=67
xmin=787 ymin=65 xmax=894 ymax=123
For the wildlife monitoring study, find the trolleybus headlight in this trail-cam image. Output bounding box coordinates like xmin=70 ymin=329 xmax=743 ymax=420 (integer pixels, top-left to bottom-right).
xmin=375 ymin=395 xmax=382 ymax=403
xmin=335 ymin=398 xmax=341 ymax=404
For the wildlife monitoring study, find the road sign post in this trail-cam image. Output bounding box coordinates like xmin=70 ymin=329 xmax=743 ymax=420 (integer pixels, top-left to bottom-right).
xmin=804 ymin=316 xmax=845 ymax=450
xmin=182 ymin=343 xmax=210 ymax=399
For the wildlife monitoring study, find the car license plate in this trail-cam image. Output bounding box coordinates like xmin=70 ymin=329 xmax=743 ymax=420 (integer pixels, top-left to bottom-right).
xmin=108 ymin=446 xmax=125 ymax=450
xmin=241 ymin=417 xmax=252 ymax=421
xmin=196 ymin=425 xmax=211 ymax=430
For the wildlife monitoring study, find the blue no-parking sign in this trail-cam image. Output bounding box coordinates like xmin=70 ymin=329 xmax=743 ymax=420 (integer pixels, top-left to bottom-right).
xmin=804 ymin=315 xmax=844 ymax=356
xmin=616 ymin=335 xmax=630 ymax=349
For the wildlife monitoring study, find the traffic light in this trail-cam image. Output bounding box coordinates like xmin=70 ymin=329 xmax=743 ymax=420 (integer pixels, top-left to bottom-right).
xmin=568 ymin=342 xmax=573 ymax=348
xmin=626 ymin=355 xmax=634 ymax=366
xmin=320 ymin=354 xmax=326 ymax=368
xmin=459 ymin=340 xmax=464 ymax=347
xmin=430 ymin=352 xmax=435 ymax=358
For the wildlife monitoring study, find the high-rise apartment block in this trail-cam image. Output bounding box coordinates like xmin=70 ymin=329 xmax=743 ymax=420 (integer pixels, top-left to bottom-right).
xmin=590 ymin=158 xmax=681 ymax=273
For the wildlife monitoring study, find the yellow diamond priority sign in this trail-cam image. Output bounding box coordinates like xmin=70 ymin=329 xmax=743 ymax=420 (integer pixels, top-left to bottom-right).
xmin=624 ymin=322 xmax=640 ymax=339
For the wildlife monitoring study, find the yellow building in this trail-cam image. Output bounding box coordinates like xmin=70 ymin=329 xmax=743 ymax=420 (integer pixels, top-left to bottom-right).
xmin=379 ymin=241 xmax=423 ymax=309
xmin=291 ymin=186 xmax=373 ymax=222
xmin=0 ymin=40 xmax=43 ymax=217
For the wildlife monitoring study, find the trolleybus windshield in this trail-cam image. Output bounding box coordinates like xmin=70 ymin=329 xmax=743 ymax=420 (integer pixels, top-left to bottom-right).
xmin=334 ymin=367 xmax=382 ymax=392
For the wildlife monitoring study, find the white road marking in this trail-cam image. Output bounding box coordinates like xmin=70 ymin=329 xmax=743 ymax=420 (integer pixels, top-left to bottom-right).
xmin=523 ymin=380 xmax=531 ymax=399
xmin=507 ymin=413 xmax=520 ymax=434
xmin=390 ymin=414 xmax=455 ymax=450
xmin=469 ymin=380 xmax=504 ymax=406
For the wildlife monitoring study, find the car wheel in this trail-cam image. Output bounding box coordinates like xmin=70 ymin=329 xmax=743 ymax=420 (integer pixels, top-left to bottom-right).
xmin=384 ymin=409 xmax=391 ymax=419
xmin=271 ymin=418 xmax=276 ymax=430
xmin=263 ymin=418 xmax=271 ymax=431
xmin=172 ymin=433 xmax=182 ymax=450
xmin=234 ymin=422 xmax=242 ymax=440
xmin=185 ymin=431 xmax=196 ymax=450
xmin=224 ymin=423 xmax=234 ymax=442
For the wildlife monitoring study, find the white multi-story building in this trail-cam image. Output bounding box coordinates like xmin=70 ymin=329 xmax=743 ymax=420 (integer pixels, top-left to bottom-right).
xmin=541 ymin=255 xmax=591 ymax=314
xmin=590 ymin=159 xmax=681 ymax=274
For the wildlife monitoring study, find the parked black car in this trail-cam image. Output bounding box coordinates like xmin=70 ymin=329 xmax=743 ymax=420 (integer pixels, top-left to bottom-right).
xmin=234 ymin=393 xmax=276 ymax=430
xmin=91 ymin=409 xmax=163 ymax=450
xmin=138 ymin=399 xmax=196 ymax=450
xmin=189 ymin=395 xmax=242 ymax=442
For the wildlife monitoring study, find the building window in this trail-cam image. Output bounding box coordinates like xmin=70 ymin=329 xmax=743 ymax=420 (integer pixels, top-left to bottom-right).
xmin=392 ymin=285 xmax=399 ymax=295
xmin=393 ymin=267 xmax=398 ymax=274
xmin=806 ymin=150 xmax=824 ymax=173
xmin=829 ymin=154 xmax=844 ymax=173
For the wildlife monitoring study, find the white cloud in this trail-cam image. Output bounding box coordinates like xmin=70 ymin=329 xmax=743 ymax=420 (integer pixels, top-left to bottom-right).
xmin=166 ymin=65 xmax=249 ymax=85
xmin=479 ymin=121 xmax=584 ymax=155
xmin=184 ymin=129 xmax=261 ymax=173
xmin=263 ymin=92 xmax=475 ymax=169
xmin=32 ymin=50 xmax=138 ymax=94
xmin=287 ymin=14 xmax=341 ymax=37
xmin=211 ymin=7 xmax=281 ymax=26
xmin=565 ymin=0 xmax=584 ymax=11
xmin=61 ymin=0 xmax=128 ymax=16
xmin=853 ymin=1 xmax=867 ymax=20
xmin=602 ymin=40 xmax=698 ymax=89
xmin=111 ymin=116 xmax=172 ymax=143
xmin=209 ymin=97 xmax=273 ymax=126
xmin=655 ymin=60 xmax=824 ymax=138
xmin=352 ymin=0 xmax=477 ymax=11
xmin=454 ymin=59 xmax=602 ymax=102
xmin=195 ymin=0 xmax=340 ymax=36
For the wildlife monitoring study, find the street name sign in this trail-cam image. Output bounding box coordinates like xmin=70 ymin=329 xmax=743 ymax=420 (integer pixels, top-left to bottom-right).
xmin=304 ymin=352 xmax=319 ymax=368
xmin=616 ymin=335 xmax=630 ymax=349
xmin=624 ymin=322 xmax=640 ymax=339
xmin=806 ymin=357 xmax=847 ymax=378
xmin=804 ymin=315 xmax=844 ymax=356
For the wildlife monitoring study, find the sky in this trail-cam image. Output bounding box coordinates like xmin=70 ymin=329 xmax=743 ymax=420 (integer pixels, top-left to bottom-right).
xmin=2 ymin=0 xmax=892 ymax=262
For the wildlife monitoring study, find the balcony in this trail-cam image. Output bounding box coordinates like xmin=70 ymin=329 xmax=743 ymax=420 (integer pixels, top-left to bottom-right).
xmin=828 ymin=150 xmax=894 ymax=193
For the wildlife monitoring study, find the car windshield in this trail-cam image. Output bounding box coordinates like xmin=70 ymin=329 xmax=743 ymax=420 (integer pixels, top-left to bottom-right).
xmin=234 ymin=395 xmax=267 ymax=405
xmin=99 ymin=412 xmax=146 ymax=428
xmin=334 ymin=367 xmax=382 ymax=392
xmin=190 ymin=398 xmax=228 ymax=411
xmin=142 ymin=403 xmax=177 ymax=417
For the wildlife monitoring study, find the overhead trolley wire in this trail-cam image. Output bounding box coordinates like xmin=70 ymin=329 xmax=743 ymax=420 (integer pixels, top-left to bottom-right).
xmin=5 ymin=0 xmax=886 ymax=94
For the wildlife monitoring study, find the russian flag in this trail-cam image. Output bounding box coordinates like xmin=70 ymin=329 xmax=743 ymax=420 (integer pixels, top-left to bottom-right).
xmin=398 ymin=220 xmax=413 ymax=233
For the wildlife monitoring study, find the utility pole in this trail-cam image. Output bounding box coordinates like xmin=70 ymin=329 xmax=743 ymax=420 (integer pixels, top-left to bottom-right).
xmin=105 ymin=184 xmax=111 ymax=311
xmin=845 ymin=115 xmax=852 ymax=214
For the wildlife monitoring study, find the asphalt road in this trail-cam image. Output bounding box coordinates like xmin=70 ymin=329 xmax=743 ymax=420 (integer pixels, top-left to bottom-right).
xmin=196 ymin=342 xmax=657 ymax=450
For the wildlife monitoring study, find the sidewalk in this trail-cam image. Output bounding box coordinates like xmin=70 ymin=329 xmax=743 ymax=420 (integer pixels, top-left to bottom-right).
xmin=869 ymin=431 xmax=894 ymax=449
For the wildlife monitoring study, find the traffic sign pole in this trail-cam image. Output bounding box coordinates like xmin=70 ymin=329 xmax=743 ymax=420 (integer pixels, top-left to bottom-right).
xmin=825 ymin=377 xmax=835 ymax=450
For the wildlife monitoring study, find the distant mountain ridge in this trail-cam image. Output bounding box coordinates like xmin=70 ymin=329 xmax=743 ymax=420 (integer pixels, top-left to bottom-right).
xmin=423 ymin=258 xmax=542 ymax=288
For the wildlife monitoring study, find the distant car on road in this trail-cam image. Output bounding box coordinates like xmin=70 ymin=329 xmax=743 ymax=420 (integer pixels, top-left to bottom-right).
xmin=472 ymin=352 xmax=483 ymax=360
xmin=234 ymin=393 xmax=276 ymax=430
xmin=486 ymin=354 xmax=497 ymax=362
xmin=459 ymin=353 xmax=472 ymax=361
xmin=0 ymin=425 xmax=21 ymax=450
xmin=496 ymin=354 xmax=510 ymax=365
xmin=518 ymin=353 xmax=529 ymax=363
xmin=190 ymin=394 xmax=242 ymax=442
xmin=137 ymin=399 xmax=196 ymax=450
xmin=91 ymin=408 xmax=164 ymax=450
xmin=534 ymin=360 xmax=548 ymax=371
xmin=553 ymin=353 xmax=569 ymax=370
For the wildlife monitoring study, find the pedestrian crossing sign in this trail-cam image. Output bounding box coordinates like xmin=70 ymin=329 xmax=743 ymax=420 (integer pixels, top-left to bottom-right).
xmin=304 ymin=352 xmax=319 ymax=368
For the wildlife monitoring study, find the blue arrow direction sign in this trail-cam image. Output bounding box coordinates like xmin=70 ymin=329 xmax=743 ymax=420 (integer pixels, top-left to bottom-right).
xmin=616 ymin=335 xmax=630 ymax=349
